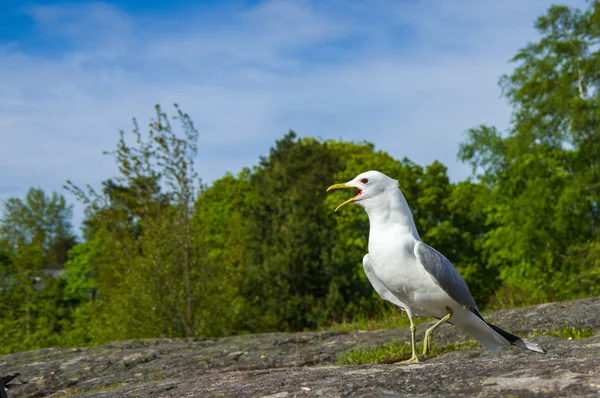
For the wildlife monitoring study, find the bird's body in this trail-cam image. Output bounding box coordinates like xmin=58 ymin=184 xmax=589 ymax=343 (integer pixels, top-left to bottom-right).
xmin=328 ymin=170 xmax=545 ymax=360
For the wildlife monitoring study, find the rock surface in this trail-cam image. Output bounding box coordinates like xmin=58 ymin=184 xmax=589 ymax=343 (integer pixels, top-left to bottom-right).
xmin=1 ymin=298 xmax=600 ymax=397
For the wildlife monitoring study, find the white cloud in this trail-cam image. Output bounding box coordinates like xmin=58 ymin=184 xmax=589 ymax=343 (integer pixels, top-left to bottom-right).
xmin=0 ymin=0 xmax=589 ymax=229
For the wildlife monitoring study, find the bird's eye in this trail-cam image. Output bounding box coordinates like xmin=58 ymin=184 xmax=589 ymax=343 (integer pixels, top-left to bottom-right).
xmin=360 ymin=178 xmax=369 ymax=184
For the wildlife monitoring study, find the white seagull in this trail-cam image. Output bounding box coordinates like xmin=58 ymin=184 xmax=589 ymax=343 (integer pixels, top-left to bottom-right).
xmin=328 ymin=170 xmax=545 ymax=363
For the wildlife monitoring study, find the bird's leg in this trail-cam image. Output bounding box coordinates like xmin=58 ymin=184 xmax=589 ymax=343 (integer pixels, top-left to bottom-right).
xmin=422 ymin=307 xmax=453 ymax=356
xmin=394 ymin=316 xmax=419 ymax=364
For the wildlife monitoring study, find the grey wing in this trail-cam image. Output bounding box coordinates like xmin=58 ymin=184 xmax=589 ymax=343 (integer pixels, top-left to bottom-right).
xmin=363 ymin=254 xmax=406 ymax=311
xmin=414 ymin=241 xmax=478 ymax=310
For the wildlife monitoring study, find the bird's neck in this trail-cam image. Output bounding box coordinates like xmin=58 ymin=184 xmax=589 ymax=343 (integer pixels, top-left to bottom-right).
xmin=362 ymin=189 xmax=420 ymax=240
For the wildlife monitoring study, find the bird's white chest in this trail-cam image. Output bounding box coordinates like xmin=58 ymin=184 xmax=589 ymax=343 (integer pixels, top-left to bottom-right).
xmin=368 ymin=227 xmax=415 ymax=269
xmin=368 ymin=227 xmax=434 ymax=307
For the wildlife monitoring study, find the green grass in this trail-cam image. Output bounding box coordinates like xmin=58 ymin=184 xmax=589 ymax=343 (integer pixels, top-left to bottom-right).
xmin=336 ymin=325 xmax=596 ymax=365
xmin=527 ymin=326 xmax=594 ymax=340
xmin=337 ymin=341 xmax=412 ymax=365
xmin=325 ymin=303 xmax=596 ymax=365
xmin=337 ymin=339 xmax=479 ymax=365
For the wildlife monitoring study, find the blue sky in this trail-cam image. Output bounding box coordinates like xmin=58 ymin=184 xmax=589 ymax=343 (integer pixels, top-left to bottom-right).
xmin=0 ymin=0 xmax=588 ymax=229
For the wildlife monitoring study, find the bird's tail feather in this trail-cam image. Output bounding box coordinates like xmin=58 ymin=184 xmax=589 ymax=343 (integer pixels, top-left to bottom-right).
xmin=460 ymin=313 xmax=510 ymax=352
xmin=457 ymin=311 xmax=546 ymax=353
xmin=485 ymin=321 xmax=546 ymax=353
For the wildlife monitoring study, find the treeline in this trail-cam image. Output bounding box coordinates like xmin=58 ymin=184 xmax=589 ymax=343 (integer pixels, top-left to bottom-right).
xmin=2 ymin=2 xmax=600 ymax=354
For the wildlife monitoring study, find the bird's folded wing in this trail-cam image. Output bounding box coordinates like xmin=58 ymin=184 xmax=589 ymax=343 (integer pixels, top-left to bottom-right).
xmin=363 ymin=254 xmax=406 ymax=311
xmin=414 ymin=242 xmax=478 ymax=310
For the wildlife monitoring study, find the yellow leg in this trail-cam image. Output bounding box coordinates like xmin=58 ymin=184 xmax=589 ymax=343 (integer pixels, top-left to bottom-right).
xmin=394 ymin=316 xmax=419 ymax=364
xmin=422 ymin=308 xmax=453 ymax=356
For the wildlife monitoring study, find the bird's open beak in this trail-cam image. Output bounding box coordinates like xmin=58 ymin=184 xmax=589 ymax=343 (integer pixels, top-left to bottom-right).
xmin=327 ymin=183 xmax=362 ymax=212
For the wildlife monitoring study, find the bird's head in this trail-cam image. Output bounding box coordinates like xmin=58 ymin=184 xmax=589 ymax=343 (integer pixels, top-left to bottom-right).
xmin=327 ymin=170 xmax=397 ymax=212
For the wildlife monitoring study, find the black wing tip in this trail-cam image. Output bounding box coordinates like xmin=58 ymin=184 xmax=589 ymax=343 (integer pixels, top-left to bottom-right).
xmin=485 ymin=321 xmax=547 ymax=353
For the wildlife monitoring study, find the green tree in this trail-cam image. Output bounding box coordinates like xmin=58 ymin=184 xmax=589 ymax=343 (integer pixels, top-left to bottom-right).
xmin=1 ymin=188 xmax=76 ymax=268
xmin=0 ymin=189 xmax=77 ymax=354
xmin=238 ymin=132 xmax=345 ymax=331
xmin=460 ymin=1 xmax=600 ymax=305
xmin=62 ymin=238 xmax=101 ymax=303
xmin=66 ymin=104 xmax=217 ymax=342
xmin=191 ymin=171 xmax=252 ymax=336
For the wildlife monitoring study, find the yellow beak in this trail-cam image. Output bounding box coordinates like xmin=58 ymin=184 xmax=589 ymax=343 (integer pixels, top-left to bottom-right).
xmin=327 ymin=183 xmax=359 ymax=212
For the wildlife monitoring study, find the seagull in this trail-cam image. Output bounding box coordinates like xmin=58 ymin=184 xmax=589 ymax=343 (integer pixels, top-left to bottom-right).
xmin=328 ymin=170 xmax=546 ymax=363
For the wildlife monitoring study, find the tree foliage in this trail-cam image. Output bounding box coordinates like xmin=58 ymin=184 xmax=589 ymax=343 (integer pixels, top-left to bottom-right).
xmin=1 ymin=188 xmax=76 ymax=268
xmin=64 ymin=104 xmax=229 ymax=343
xmin=459 ymin=1 xmax=600 ymax=306
xmin=0 ymin=189 xmax=76 ymax=354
